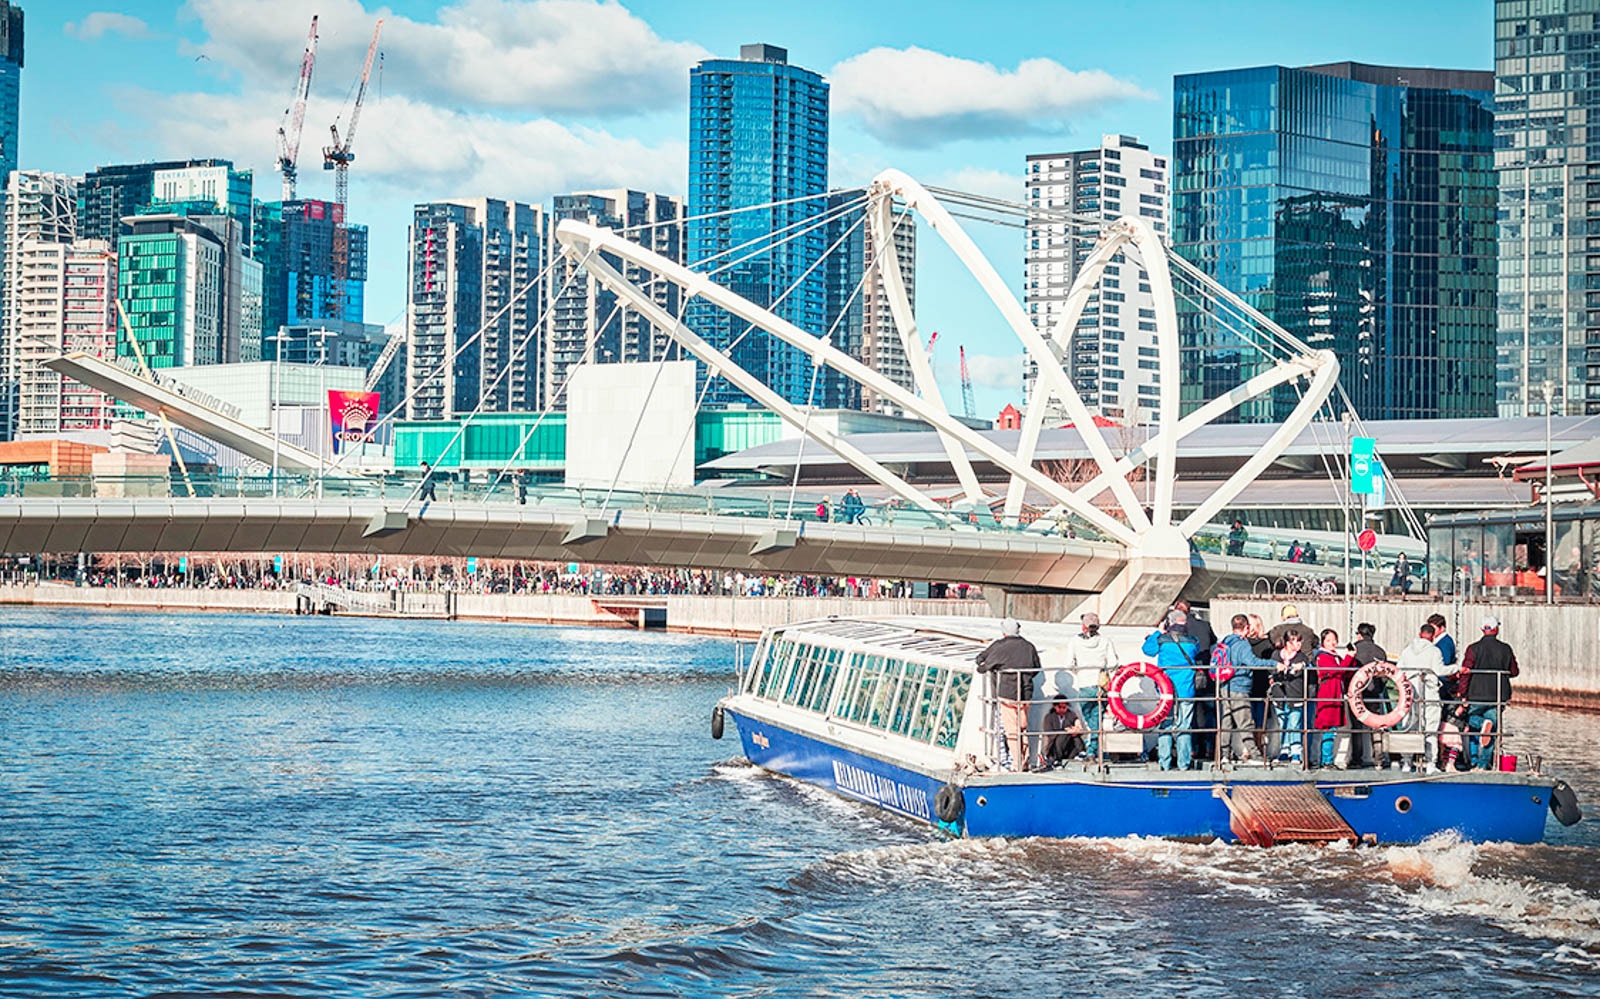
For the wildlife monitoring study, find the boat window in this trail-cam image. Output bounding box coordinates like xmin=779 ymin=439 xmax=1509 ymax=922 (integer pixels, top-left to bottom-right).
xmin=783 ymin=643 xmax=822 ymax=704
xmin=803 ymin=647 xmax=842 ymax=712
xmin=757 ymin=638 xmax=793 ymax=699
xmin=868 ymin=658 xmax=906 ymax=729
xmin=841 ymin=653 xmax=882 ymax=722
xmin=932 ymin=673 xmax=971 ymax=749
xmin=909 ymin=667 xmax=944 ymax=742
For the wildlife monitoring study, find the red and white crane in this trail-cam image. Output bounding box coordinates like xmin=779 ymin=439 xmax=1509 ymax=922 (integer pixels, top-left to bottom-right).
xmin=274 ymin=16 xmax=318 ymax=202
xmin=959 ymin=345 xmax=976 ymax=420
xmin=322 ymin=18 xmax=383 ymax=319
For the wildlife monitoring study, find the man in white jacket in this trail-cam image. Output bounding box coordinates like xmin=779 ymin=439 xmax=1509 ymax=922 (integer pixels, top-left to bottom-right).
xmin=1395 ymin=622 xmax=1446 ymax=772
xmin=1066 ymin=611 xmax=1118 ymax=759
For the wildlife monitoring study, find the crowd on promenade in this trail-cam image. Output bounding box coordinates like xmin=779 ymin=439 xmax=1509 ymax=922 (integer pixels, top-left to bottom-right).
xmin=8 ymin=561 xmax=983 ymax=602
xmin=978 ymin=601 xmax=1519 ymax=775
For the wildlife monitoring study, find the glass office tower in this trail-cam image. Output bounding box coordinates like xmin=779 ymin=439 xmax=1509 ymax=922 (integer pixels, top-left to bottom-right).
xmin=1173 ymin=62 xmax=1496 ymax=421
xmin=1495 ymin=0 xmax=1600 ymax=416
xmin=688 ymin=44 xmax=831 ymax=407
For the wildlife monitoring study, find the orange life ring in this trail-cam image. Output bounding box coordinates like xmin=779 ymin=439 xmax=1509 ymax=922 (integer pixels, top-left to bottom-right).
xmin=1107 ymin=661 xmax=1175 ymax=730
xmin=1346 ymin=660 xmax=1414 ymax=730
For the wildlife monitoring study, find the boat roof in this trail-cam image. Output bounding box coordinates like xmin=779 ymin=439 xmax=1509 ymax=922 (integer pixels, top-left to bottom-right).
xmin=779 ymin=614 xmax=1156 ymax=666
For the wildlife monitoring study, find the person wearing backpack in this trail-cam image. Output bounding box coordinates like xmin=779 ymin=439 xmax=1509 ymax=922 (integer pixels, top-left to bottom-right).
xmin=1214 ymin=615 xmax=1279 ymax=764
xmin=816 ymin=496 xmax=831 ymax=522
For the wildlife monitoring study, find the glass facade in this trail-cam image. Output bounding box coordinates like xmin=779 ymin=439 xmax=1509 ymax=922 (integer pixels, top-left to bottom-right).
xmin=78 ymin=159 xmax=240 ymax=252
xmin=688 ymin=44 xmax=832 ymax=407
xmin=1494 ymin=0 xmax=1600 ymax=416
xmin=1428 ymin=504 xmax=1600 ymax=598
xmin=254 ymin=200 xmax=368 ymax=343
xmin=1174 ymin=62 xmax=1497 ymax=421
xmin=0 ymin=1 xmax=21 ymax=190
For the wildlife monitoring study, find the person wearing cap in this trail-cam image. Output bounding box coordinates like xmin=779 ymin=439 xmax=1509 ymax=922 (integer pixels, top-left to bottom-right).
xmin=1039 ymin=697 xmax=1087 ymax=768
xmin=1453 ymin=614 xmax=1520 ymax=770
xmin=1066 ymin=611 xmax=1118 ymax=759
xmin=976 ymin=617 xmax=1041 ymax=771
xmin=1142 ymin=610 xmax=1201 ymax=770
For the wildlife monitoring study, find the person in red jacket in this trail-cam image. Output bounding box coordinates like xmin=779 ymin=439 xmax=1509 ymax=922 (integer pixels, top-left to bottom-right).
xmin=1311 ymin=628 xmax=1355 ymax=768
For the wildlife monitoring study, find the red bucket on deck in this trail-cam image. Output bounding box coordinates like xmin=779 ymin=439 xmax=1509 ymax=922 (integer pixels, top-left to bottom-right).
xmin=1498 ymin=754 xmax=1518 ymax=773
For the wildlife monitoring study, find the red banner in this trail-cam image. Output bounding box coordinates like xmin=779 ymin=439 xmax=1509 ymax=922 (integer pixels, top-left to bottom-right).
xmin=328 ymin=390 xmax=380 ymax=452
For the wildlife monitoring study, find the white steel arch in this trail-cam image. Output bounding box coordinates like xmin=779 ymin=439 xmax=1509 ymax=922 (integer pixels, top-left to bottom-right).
xmin=552 ymin=168 xmax=1339 ymax=573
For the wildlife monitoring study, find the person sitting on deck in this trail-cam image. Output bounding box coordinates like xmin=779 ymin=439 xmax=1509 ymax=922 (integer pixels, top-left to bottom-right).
xmin=976 ymin=618 xmax=1041 ymax=772
xmin=1143 ymin=611 xmax=1201 ymax=771
xmin=1039 ymin=698 xmax=1087 ymax=769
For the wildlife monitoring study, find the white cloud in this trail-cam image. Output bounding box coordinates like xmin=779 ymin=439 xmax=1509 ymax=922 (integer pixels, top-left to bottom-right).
xmin=65 ymin=12 xmax=154 ymax=41
xmin=110 ymin=89 xmax=684 ymax=204
xmin=183 ymin=0 xmax=709 ymax=116
xmin=963 ymin=351 xmax=1024 ymax=391
xmin=930 ymin=167 xmax=1021 ymax=203
xmin=830 ymin=47 xmax=1152 ymax=147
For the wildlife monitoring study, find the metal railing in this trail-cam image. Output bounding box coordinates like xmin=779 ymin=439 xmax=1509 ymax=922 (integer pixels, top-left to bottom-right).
xmin=978 ymin=666 xmax=1517 ymax=776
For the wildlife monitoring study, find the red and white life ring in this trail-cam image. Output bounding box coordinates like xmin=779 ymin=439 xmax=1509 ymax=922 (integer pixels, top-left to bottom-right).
xmin=1107 ymin=661 xmax=1175 ymax=730
xmin=1347 ymin=660 xmax=1414 ymax=730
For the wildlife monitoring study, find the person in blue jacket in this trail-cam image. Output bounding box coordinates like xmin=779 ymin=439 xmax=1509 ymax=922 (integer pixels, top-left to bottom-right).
xmin=1214 ymin=614 xmax=1281 ymax=763
xmin=1142 ymin=610 xmax=1201 ymax=771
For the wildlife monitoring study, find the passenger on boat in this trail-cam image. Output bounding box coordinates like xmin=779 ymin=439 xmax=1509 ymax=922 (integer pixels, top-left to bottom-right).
xmin=1396 ymin=622 xmax=1446 ymax=772
xmin=1312 ymin=629 xmax=1354 ymax=768
xmin=1040 ymin=698 xmax=1087 ymax=768
xmin=1267 ymin=607 xmax=1316 ymax=761
xmin=1142 ymin=611 xmax=1201 ymax=771
xmin=1455 ymin=615 xmax=1520 ymax=770
xmin=1429 ymin=613 xmax=1462 ymax=704
xmin=1216 ymin=615 xmax=1278 ymax=764
xmin=1174 ymin=599 xmax=1217 ymax=759
xmin=1247 ymin=614 xmax=1274 ymax=744
xmin=1065 ymin=611 xmax=1117 ymax=759
xmin=976 ymin=618 xmax=1041 ymax=772
xmin=1349 ymin=622 xmax=1390 ymax=768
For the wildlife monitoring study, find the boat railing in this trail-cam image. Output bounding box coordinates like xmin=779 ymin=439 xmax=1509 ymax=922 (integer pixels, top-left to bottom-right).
xmin=977 ymin=667 xmax=1519 ymax=776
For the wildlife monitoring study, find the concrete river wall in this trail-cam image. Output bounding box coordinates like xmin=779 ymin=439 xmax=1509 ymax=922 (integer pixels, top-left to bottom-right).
xmin=0 ymin=585 xmax=991 ymax=639
xmin=1213 ymin=596 xmax=1600 ymax=709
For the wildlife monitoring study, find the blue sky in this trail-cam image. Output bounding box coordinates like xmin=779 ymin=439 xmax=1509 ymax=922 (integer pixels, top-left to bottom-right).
xmin=29 ymin=0 xmax=1492 ymax=415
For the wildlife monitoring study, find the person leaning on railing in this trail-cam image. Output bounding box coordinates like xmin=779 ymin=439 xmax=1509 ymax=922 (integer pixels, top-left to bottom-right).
xmin=976 ymin=617 xmax=1041 ymax=772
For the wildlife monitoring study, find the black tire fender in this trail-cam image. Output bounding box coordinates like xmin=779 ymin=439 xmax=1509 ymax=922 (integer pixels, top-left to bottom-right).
xmin=711 ymin=704 xmax=725 ymax=740
xmin=935 ymin=784 xmax=964 ymax=824
xmin=1551 ymin=779 xmax=1582 ymax=827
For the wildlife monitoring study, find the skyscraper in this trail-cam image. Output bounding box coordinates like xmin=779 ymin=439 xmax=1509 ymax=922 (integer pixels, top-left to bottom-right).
xmin=1173 ymin=62 xmax=1496 ymax=422
xmin=688 ymin=43 xmax=830 ymax=407
xmin=0 ymin=170 xmax=74 ymax=439
xmin=254 ymin=199 xmax=368 ymax=342
xmin=1025 ymin=135 xmax=1168 ymax=424
xmin=13 ymin=240 xmax=117 ymax=436
xmin=405 ymin=199 xmax=545 ymax=420
xmin=545 ymin=189 xmax=683 ymax=409
xmin=78 ymin=158 xmax=241 ymax=252
xmin=1495 ymin=0 xmax=1600 ymax=415
xmin=117 ymin=213 xmax=262 ymax=369
xmin=825 ymin=191 xmax=917 ymax=415
xmin=0 ymin=1 xmax=22 ymax=187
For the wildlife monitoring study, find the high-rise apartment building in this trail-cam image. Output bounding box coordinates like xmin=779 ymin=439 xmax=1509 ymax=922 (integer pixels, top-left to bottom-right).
xmin=0 ymin=169 xmax=75 ymax=439
xmin=117 ymin=213 xmax=262 ymax=369
xmin=1025 ymin=135 xmax=1167 ymax=424
xmin=406 ymin=199 xmax=544 ymax=420
xmin=0 ymin=2 xmax=22 ymax=189
xmin=689 ymin=43 xmax=831 ymax=407
xmin=1494 ymin=0 xmax=1600 ymax=415
xmin=823 ymin=191 xmax=917 ymax=414
xmin=13 ymin=240 xmax=117 ymax=435
xmin=254 ymin=199 xmax=368 ymax=342
xmin=544 ymin=189 xmax=684 ymax=409
xmin=1173 ymin=62 xmax=1496 ymax=422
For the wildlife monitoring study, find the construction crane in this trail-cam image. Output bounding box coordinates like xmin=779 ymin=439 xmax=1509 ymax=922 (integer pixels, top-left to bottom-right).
xmin=925 ymin=330 xmax=940 ymax=357
xmin=274 ymin=16 xmax=318 ymax=202
xmin=364 ymin=331 xmax=403 ymax=393
xmin=959 ymin=345 xmax=977 ymax=420
xmin=323 ymin=18 xmax=383 ymax=321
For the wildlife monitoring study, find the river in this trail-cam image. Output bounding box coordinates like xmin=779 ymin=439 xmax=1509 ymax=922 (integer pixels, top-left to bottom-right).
xmin=1 ymin=607 xmax=1596 ymax=997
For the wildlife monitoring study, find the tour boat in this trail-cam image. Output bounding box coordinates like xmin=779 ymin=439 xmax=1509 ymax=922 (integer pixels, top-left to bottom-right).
xmin=712 ymin=615 xmax=1582 ymax=845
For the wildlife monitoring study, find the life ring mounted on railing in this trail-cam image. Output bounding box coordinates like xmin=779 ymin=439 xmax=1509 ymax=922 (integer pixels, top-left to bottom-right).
xmin=1106 ymin=661 xmax=1175 ymax=731
xmin=1346 ymin=660 xmax=1414 ymax=730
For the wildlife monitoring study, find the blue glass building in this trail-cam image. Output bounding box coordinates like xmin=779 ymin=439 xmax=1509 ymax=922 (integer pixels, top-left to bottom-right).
xmin=1173 ymin=62 xmax=1497 ymax=421
xmin=0 ymin=2 xmax=20 ymax=187
xmin=254 ymin=199 xmax=368 ymax=345
xmin=689 ymin=44 xmax=831 ymax=407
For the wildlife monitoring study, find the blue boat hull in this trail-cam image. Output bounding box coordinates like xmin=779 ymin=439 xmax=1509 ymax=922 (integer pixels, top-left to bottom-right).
xmin=725 ymin=708 xmax=1555 ymax=844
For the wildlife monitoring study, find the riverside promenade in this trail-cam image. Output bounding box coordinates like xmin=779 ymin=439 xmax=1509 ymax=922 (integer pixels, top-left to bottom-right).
xmin=0 ymin=583 xmax=990 ymax=639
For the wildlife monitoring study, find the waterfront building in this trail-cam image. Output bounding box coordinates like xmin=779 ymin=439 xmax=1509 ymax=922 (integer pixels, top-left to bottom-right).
xmin=1494 ymin=0 xmax=1600 ymax=416
xmin=544 ymin=189 xmax=684 ymax=410
xmin=78 ymin=158 xmax=240 ymax=252
xmin=117 ymin=213 xmax=263 ymax=369
xmin=406 ymin=199 xmax=545 ymax=420
xmin=1025 ymin=135 xmax=1168 ymax=424
xmin=12 ymin=240 xmax=117 ymax=436
xmin=823 ymin=191 xmax=918 ymax=414
xmin=689 ymin=43 xmax=832 ymax=407
xmin=1 ymin=170 xmax=75 ymax=439
xmin=253 ymin=199 xmax=368 ymax=344
xmin=266 ymin=320 xmax=401 ymax=409
xmin=1173 ymin=62 xmax=1496 ymax=422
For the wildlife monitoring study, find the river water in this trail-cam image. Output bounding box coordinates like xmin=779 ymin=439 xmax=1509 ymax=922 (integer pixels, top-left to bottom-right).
xmin=2 ymin=607 xmax=1597 ymax=997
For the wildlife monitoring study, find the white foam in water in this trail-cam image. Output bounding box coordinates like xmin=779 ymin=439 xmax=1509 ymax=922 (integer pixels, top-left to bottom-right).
xmin=1384 ymin=833 xmax=1600 ymax=965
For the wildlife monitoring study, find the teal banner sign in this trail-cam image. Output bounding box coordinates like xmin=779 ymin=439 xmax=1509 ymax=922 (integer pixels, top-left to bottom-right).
xmin=1351 ymin=437 xmax=1377 ymax=494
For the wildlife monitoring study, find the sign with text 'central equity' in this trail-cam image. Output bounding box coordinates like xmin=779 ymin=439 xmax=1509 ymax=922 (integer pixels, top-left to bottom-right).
xmin=1350 ymin=437 xmax=1377 ymax=494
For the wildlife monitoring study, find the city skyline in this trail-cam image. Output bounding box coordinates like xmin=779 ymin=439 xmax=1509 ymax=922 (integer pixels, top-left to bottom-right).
xmin=22 ymin=0 xmax=1493 ymax=416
